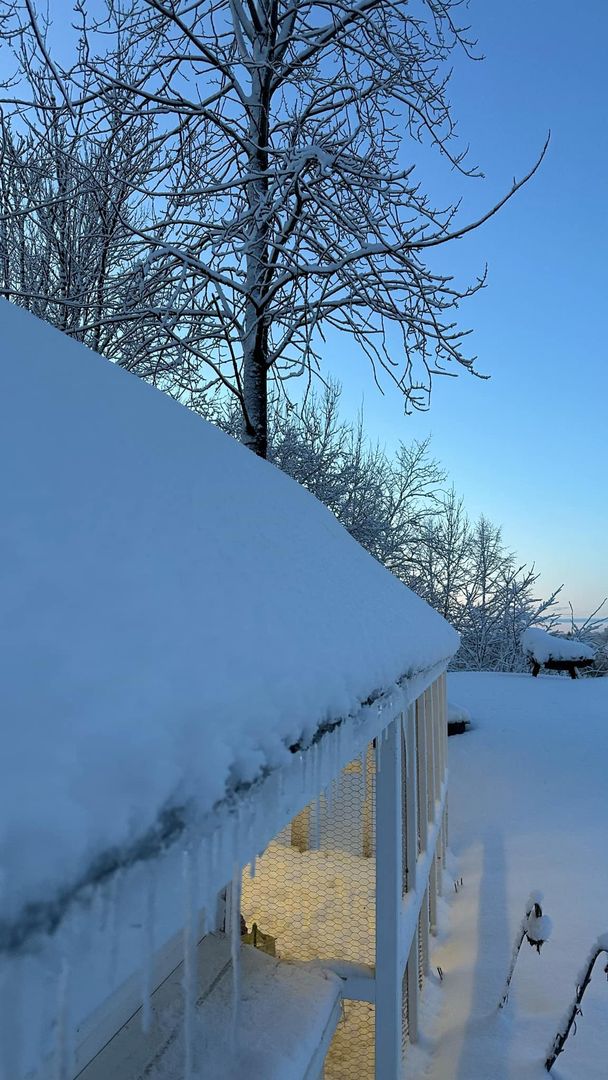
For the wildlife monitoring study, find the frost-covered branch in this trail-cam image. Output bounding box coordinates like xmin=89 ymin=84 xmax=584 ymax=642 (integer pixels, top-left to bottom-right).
xmin=2 ymin=0 xmax=546 ymax=456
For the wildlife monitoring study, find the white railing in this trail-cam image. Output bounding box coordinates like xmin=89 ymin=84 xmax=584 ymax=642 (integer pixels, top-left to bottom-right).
xmin=374 ymin=672 xmax=448 ymax=1078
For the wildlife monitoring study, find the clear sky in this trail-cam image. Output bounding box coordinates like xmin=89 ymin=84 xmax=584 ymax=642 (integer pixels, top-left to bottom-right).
xmin=327 ymin=0 xmax=607 ymax=617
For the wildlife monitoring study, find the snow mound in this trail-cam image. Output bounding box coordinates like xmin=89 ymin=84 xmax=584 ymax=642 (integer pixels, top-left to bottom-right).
xmin=521 ymin=627 xmax=595 ymax=664
xmin=0 ymin=300 xmax=458 ymax=930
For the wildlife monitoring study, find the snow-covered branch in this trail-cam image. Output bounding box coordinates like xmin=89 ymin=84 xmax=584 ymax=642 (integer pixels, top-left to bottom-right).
xmin=2 ymin=0 xmax=545 ymax=455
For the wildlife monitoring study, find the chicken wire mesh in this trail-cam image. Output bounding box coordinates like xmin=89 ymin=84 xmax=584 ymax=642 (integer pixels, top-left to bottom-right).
xmin=241 ymin=741 xmax=377 ymax=1079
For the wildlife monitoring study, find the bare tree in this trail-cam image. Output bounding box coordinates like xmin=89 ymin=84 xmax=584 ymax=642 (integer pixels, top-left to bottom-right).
xmin=447 ymin=517 xmax=561 ymax=671
xmin=0 ymin=87 xmax=213 ymax=384
xmin=3 ymin=0 xmax=548 ymax=455
xmin=565 ymin=598 xmax=608 ymax=677
xmin=411 ymin=486 xmax=472 ymax=621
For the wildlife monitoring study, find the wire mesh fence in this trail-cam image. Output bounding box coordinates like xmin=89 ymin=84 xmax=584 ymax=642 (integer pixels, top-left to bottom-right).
xmin=240 ymin=674 xmax=448 ymax=1079
xmin=241 ymin=739 xmax=377 ymax=1078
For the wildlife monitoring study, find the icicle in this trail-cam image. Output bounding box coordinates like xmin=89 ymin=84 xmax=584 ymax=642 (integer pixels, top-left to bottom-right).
xmin=361 ymin=745 xmax=368 ymax=806
xmin=302 ymin=748 xmax=309 ymax=796
xmin=93 ymin=879 xmax=107 ymax=934
xmin=182 ymin=850 xmax=195 ymax=1080
xmin=141 ymin=865 xmax=156 ymax=1033
xmin=313 ymin=793 xmax=322 ymax=850
xmin=55 ymin=959 xmax=70 ymax=1080
xmin=107 ymin=870 xmax=124 ymax=991
xmin=335 ymin=727 xmax=341 ymax=777
xmin=232 ymin=807 xmax=241 ymax=882
xmin=198 ymin=833 xmax=210 ymax=916
xmin=249 ymin=854 xmax=257 ymax=879
xmin=211 ymin=826 xmax=218 ymax=870
xmin=246 ymin=802 xmax=254 ymax=852
xmin=338 ymin=722 xmax=345 ymax=773
xmin=326 ymin=776 xmax=334 ymax=816
xmin=230 ymin=864 xmax=242 ymax=1048
xmin=0 ymin=955 xmax=22 ymax=1080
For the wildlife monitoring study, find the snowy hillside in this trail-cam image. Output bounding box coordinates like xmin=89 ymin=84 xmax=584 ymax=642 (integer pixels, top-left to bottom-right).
xmin=0 ymin=299 xmax=457 ymax=935
xmin=409 ymin=672 xmax=608 ymax=1080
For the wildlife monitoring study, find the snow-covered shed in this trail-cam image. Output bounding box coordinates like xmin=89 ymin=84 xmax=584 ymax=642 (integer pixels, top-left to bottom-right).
xmin=0 ymin=300 xmax=459 ymax=1079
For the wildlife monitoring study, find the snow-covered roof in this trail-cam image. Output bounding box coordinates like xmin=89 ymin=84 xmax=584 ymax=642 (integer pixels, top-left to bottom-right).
xmin=0 ymin=300 xmax=458 ymax=931
xmin=521 ymin=628 xmax=595 ymax=664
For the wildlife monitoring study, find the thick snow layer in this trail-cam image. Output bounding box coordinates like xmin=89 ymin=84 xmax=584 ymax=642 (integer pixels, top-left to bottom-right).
xmin=0 ymin=299 xmax=457 ymax=930
xmin=521 ymin=627 xmax=595 ymax=663
xmin=407 ymin=673 xmax=608 ymax=1080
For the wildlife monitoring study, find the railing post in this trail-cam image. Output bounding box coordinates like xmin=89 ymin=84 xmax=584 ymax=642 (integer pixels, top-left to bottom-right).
xmin=405 ymin=704 xmax=418 ymax=895
xmin=416 ymin=696 xmax=429 ymax=854
xmin=375 ymin=717 xmax=403 ymax=1079
xmin=419 ymin=887 xmax=430 ymax=977
xmin=425 ymin=687 xmax=436 ymax=821
xmin=406 ymin=925 xmax=419 ymax=1043
xmin=429 ymin=852 xmax=438 ymax=935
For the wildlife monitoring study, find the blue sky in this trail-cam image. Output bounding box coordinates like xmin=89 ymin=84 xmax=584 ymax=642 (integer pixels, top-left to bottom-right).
xmin=327 ymin=0 xmax=607 ymax=617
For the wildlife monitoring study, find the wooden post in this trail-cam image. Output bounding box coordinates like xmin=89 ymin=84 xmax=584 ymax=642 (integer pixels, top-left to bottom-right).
xmin=362 ymin=742 xmax=375 ymax=858
xmin=419 ymin=888 xmax=430 ymax=977
xmin=416 ymin=697 xmax=429 ymax=854
xmin=432 ymin=679 xmax=442 ymax=801
xmin=375 ymin=717 xmax=403 ymax=1079
xmin=427 ymin=687 xmax=438 ymax=934
xmin=425 ymin=687 xmax=436 ymax=822
xmin=406 ymin=925 xmax=419 ymax=1043
xmin=429 ymin=853 xmax=438 ymax=935
xmin=405 ymin=705 xmax=418 ymax=895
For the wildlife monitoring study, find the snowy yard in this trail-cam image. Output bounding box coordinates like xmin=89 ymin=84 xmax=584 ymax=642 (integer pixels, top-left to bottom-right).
xmin=409 ymin=672 xmax=608 ymax=1080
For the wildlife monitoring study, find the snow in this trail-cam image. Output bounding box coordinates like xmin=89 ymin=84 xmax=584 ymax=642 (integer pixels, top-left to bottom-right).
xmin=521 ymin=627 xmax=596 ymax=663
xmin=0 ymin=299 xmax=457 ymax=937
xmin=77 ymin=933 xmax=342 ymax=1080
xmin=407 ymin=672 xmax=608 ymax=1080
xmin=526 ymin=912 xmax=552 ymax=949
xmin=448 ymin=701 xmax=471 ymax=726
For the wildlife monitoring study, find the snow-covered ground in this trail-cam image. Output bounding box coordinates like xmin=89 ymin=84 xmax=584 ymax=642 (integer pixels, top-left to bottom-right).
xmin=408 ymin=672 xmax=608 ymax=1080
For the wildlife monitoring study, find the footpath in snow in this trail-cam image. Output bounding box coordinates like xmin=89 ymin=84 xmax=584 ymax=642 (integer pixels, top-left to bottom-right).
xmin=408 ymin=672 xmax=608 ymax=1080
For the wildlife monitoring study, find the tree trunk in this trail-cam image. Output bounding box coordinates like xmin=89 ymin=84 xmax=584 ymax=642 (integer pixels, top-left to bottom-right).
xmin=241 ymin=42 xmax=271 ymax=459
xmin=242 ymin=322 xmax=268 ymax=458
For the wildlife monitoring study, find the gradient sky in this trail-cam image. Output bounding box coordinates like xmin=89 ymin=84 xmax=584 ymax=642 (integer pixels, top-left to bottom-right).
xmin=326 ymin=0 xmax=607 ymax=617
